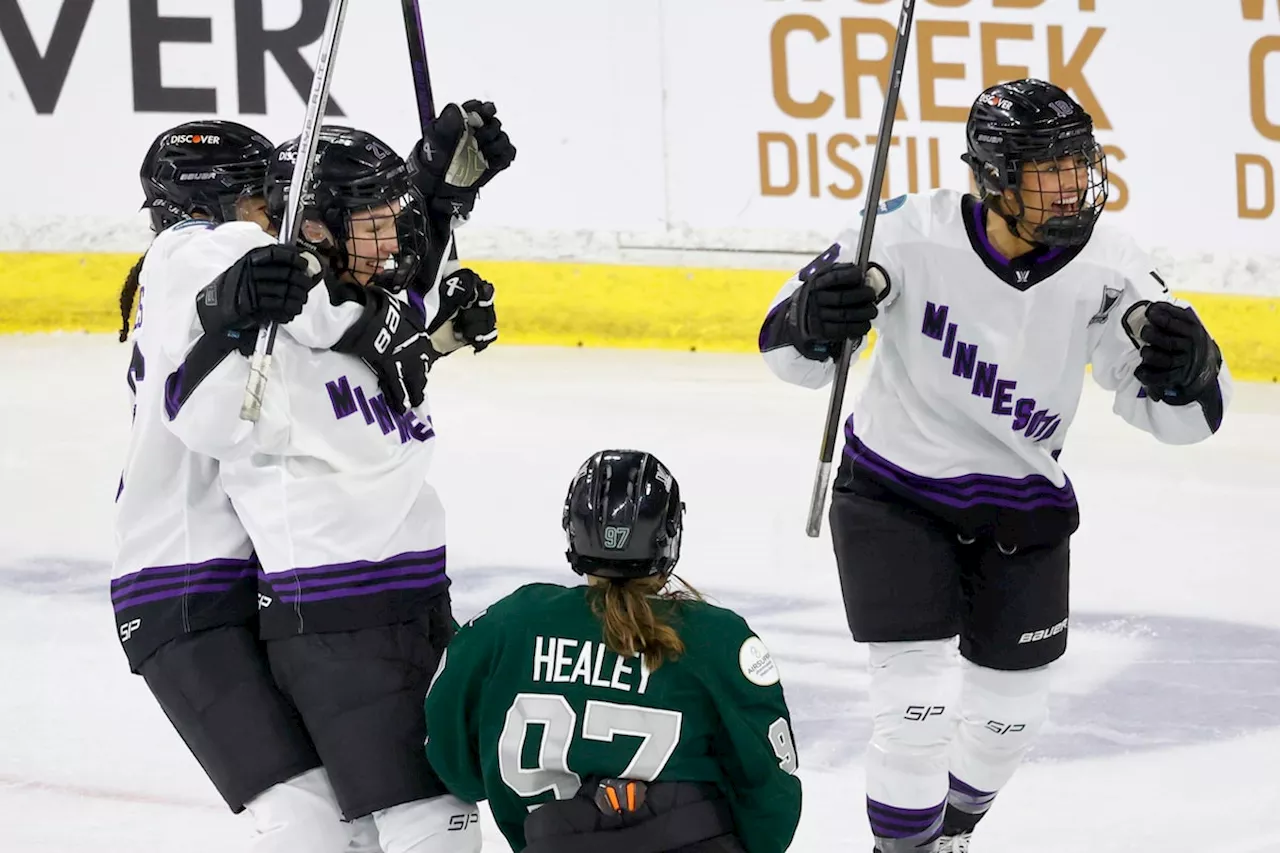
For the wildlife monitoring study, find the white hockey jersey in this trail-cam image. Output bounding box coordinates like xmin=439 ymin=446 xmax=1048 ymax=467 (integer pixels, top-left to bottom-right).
xmin=160 ymin=223 xmax=448 ymax=637
xmin=111 ymin=219 xmax=257 ymax=671
xmin=760 ymin=190 xmax=1232 ymax=546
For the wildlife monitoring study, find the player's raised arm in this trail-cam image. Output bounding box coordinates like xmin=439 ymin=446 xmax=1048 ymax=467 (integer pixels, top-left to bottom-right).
xmin=1088 ymin=242 xmax=1232 ymax=444
xmin=758 ymin=231 xmax=890 ymax=390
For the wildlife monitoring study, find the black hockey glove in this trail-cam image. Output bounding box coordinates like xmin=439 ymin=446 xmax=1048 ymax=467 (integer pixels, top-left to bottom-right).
xmin=407 ymin=100 xmax=517 ymax=221
xmin=427 ymin=268 xmax=498 ymax=355
xmin=332 ymin=287 xmax=437 ymax=415
xmin=1130 ymin=302 xmax=1222 ymax=404
xmin=196 ymin=245 xmax=321 ymax=333
xmin=786 ymin=263 xmax=882 ymax=348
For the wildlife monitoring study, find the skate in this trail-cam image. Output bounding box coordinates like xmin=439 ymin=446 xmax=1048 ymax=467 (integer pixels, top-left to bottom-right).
xmin=938 ymin=831 xmax=972 ymax=852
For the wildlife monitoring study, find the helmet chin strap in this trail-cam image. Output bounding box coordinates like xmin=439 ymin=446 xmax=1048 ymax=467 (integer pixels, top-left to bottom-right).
xmin=1007 ymin=212 xmax=1049 ymax=249
xmin=990 ymin=191 xmax=1050 ymax=251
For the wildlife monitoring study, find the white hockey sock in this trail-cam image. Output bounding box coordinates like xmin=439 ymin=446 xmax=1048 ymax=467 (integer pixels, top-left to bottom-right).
xmin=865 ymin=640 xmax=960 ymax=851
xmin=371 ymin=794 xmax=481 ymax=853
xmin=245 ymin=767 xmax=359 ymax=853
xmin=947 ymin=659 xmax=1052 ymax=825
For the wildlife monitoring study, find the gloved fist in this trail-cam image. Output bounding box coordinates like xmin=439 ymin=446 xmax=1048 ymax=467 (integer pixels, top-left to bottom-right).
xmin=427 ymin=269 xmax=498 ymax=356
xmin=196 ymin=245 xmax=322 ymax=333
xmin=1130 ymin=301 xmax=1222 ymax=405
xmin=332 ymin=287 xmax=436 ymax=415
xmin=786 ymin=263 xmax=883 ymax=347
xmin=408 ymin=100 xmax=516 ymax=221
xmin=466 ymin=100 xmax=517 ymax=181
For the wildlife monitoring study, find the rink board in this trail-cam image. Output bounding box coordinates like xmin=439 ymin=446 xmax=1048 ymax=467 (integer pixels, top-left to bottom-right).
xmin=1 ymin=252 xmax=1276 ymax=383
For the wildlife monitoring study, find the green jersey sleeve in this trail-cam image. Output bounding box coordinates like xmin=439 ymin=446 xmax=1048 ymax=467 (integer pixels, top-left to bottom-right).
xmin=694 ymin=610 xmax=802 ymax=853
xmin=424 ymin=609 xmax=496 ymax=804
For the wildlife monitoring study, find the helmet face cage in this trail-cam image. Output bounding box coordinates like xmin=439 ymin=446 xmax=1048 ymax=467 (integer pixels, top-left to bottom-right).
xmin=326 ymin=185 xmax=429 ymax=293
xmin=964 ymin=82 xmax=1110 ymax=248
xmin=1004 ymin=141 xmax=1108 ymax=248
xmin=267 ymin=129 xmax=429 ymax=290
xmin=562 ymin=451 xmax=685 ymax=581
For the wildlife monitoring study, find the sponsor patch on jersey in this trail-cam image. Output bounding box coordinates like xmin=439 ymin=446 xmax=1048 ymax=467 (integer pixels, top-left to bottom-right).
xmin=739 ymin=635 xmax=780 ymax=686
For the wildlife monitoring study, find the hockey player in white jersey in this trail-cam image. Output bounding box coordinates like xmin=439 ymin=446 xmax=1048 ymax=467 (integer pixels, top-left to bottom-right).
xmin=111 ymin=121 xmax=385 ymax=853
xmin=162 ymin=117 xmax=515 ymax=853
xmin=758 ymin=80 xmax=1232 ymax=852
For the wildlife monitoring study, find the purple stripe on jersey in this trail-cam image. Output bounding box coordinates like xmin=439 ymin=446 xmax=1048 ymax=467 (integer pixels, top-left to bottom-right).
xmin=758 ymin=300 xmax=790 ymax=352
xmin=276 ymin=574 xmax=449 ymax=603
xmin=971 ymin=202 xmax=1010 ymax=267
xmin=164 ymin=366 xmax=185 ymax=420
xmin=843 ymin=422 xmax=1075 ymax=507
xmin=1038 ymin=246 xmax=1066 ymax=266
xmin=112 ymin=581 xmax=245 ymax=613
xmin=408 ymin=287 xmax=427 ymax=320
xmin=971 ymin=201 xmax=1068 ymax=269
xmin=113 ymin=567 xmax=258 ymax=596
xmin=261 ymin=548 xmax=446 ymax=578
xmin=270 ymin=561 xmax=446 ymax=591
xmin=846 ymin=444 xmax=1076 ymax=510
xmin=111 ymin=558 xmax=256 ymax=589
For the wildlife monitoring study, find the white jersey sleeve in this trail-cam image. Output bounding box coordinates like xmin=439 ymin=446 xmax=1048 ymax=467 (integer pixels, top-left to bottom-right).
xmin=1086 ymin=231 xmax=1233 ymax=445
xmin=157 ymin=223 xmax=365 ymax=461
xmin=758 ymin=195 xmax=917 ymax=389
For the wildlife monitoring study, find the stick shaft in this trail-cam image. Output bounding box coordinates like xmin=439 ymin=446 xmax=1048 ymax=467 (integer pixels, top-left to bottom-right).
xmin=240 ymin=0 xmax=350 ymax=422
xmin=805 ymin=0 xmax=917 ymax=537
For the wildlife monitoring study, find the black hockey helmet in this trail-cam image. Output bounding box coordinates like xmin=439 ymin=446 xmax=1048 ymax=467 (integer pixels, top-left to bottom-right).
xmin=961 ymin=79 xmax=1108 ymax=247
xmin=563 ymin=450 xmax=684 ymax=581
xmin=266 ymin=125 xmax=428 ymax=291
xmin=139 ymin=120 xmax=273 ymax=232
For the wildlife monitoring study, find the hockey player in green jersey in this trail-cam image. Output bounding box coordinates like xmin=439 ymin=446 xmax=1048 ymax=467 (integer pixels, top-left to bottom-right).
xmin=424 ymin=449 xmax=802 ymax=852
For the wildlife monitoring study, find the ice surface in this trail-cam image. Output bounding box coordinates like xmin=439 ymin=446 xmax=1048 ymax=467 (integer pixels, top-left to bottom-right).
xmin=2 ymin=336 xmax=1278 ymax=851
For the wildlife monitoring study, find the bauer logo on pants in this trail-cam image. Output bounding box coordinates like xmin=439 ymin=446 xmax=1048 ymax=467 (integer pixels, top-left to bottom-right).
xmin=1018 ymin=617 xmax=1068 ymax=644
xmin=739 ymin=635 xmax=780 ymax=686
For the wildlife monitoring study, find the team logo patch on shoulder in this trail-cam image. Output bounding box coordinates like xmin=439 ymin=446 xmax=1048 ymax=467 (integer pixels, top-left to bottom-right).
xmin=1089 ymin=286 xmax=1123 ymax=326
xmin=738 ymin=635 xmax=780 ymax=686
xmin=877 ymin=194 xmax=908 ymax=214
xmin=861 ymin=194 xmax=908 ymax=217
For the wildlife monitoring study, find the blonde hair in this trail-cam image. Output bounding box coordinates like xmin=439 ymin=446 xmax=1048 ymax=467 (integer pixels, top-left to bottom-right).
xmin=587 ymin=574 xmax=703 ymax=671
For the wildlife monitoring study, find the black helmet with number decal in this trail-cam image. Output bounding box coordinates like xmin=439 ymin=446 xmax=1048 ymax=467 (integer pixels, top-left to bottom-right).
xmin=961 ymin=79 xmax=1108 ymax=247
xmin=563 ymin=450 xmax=684 ymax=580
xmin=266 ymin=125 xmax=429 ymax=291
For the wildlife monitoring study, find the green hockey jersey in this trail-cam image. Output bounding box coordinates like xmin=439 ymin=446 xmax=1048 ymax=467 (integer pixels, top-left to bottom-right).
xmin=424 ymin=582 xmax=802 ymax=853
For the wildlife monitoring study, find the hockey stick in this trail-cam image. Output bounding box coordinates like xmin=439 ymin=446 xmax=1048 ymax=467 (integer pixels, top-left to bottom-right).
xmin=400 ymin=0 xmax=466 ymax=298
xmin=804 ymin=0 xmax=916 ymax=537
xmin=401 ymin=0 xmax=437 ymax=124
xmin=240 ymin=0 xmax=350 ymax=422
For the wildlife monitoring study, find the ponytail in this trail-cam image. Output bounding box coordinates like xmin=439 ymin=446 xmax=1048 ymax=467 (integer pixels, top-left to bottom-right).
xmin=117 ymin=253 xmax=147 ymax=342
xmin=588 ymin=574 xmax=703 ymax=671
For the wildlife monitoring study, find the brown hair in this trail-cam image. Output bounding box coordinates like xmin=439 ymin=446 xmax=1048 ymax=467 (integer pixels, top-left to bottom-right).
xmin=117 ymin=253 xmax=147 ymax=342
xmin=587 ymin=574 xmax=703 ymax=671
